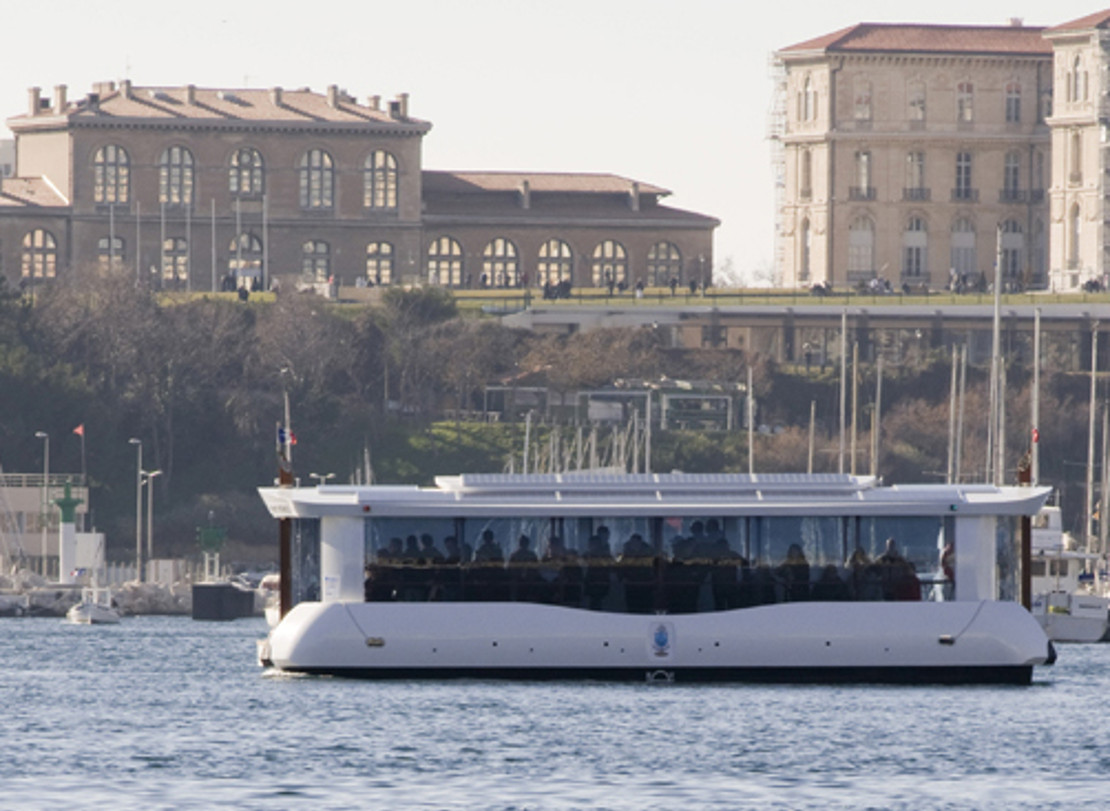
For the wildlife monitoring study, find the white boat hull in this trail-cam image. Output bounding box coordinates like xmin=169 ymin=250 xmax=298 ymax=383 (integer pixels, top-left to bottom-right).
xmin=66 ymin=602 xmax=120 ymax=625
xmin=1032 ymin=593 xmax=1110 ymax=643
xmin=262 ymin=600 xmax=1053 ymax=684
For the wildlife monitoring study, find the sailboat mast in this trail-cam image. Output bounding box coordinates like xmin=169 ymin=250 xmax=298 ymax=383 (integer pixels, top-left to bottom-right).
xmin=1086 ymin=323 xmax=1099 ymax=556
xmin=1032 ymin=308 xmax=1041 ymax=486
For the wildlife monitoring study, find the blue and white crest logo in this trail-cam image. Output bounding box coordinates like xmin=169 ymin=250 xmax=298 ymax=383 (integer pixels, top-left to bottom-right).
xmin=652 ymin=623 xmax=671 ymax=657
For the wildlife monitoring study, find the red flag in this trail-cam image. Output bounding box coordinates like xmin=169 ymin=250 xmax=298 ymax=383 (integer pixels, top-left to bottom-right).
xmin=73 ymin=424 xmax=85 ymax=437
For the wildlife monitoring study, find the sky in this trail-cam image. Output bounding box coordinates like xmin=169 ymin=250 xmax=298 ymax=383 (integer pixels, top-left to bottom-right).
xmin=2 ymin=0 xmax=1105 ymax=284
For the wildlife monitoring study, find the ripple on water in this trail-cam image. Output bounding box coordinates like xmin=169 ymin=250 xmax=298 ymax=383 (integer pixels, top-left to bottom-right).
xmin=1 ymin=617 xmax=1108 ymax=809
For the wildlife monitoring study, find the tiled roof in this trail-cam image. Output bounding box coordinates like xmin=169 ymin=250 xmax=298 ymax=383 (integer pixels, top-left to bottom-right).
xmin=780 ymin=23 xmax=1051 ymax=57
xmin=1046 ymin=9 xmax=1110 ymax=33
xmin=8 ymin=83 xmax=429 ymax=131
xmin=422 ymin=170 xmax=669 ymax=196
xmin=0 ymin=177 xmax=68 ymax=208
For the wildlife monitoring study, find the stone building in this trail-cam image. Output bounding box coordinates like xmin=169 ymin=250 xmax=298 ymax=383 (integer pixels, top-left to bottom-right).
xmin=773 ymin=21 xmax=1054 ymax=292
xmin=0 ymin=81 xmax=717 ymax=293
xmin=1043 ymin=11 xmax=1110 ymax=291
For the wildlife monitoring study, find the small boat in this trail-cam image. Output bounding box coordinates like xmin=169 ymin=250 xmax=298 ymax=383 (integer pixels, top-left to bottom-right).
xmin=259 ymin=573 xmax=281 ymax=628
xmin=1030 ymin=505 xmax=1109 ymax=643
xmin=66 ymin=585 xmax=121 ymax=625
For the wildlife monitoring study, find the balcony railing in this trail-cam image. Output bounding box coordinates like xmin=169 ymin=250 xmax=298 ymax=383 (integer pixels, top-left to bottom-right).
xmin=903 ymin=187 xmax=931 ymax=201
xmin=849 ymin=186 xmax=876 ymax=201
xmin=998 ymin=189 xmax=1027 ymax=204
xmin=951 ymin=188 xmax=979 ymax=203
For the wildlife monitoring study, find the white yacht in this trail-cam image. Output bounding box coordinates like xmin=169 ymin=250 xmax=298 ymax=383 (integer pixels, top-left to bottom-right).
xmin=257 ymin=473 xmax=1055 ymax=684
xmin=1030 ymin=505 xmax=1109 ymax=643
xmin=66 ymin=584 xmax=120 ymax=625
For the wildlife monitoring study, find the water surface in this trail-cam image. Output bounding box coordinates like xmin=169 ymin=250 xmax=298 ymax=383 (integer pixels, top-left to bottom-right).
xmin=1 ymin=616 xmax=1107 ymax=809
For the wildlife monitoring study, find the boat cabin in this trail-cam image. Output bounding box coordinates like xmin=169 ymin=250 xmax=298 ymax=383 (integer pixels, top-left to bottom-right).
xmin=260 ymin=473 xmax=1048 ymax=616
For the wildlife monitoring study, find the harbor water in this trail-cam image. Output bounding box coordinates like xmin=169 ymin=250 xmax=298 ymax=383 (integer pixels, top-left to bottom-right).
xmin=3 ymin=615 xmax=1109 ymax=810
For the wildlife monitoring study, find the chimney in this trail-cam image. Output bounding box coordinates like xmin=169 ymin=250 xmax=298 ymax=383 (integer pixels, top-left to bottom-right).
xmin=54 ymin=85 xmax=67 ymax=114
xmin=398 ymin=92 xmax=409 ymax=118
xmin=629 ymin=181 xmax=640 ymax=212
xmin=327 ymin=84 xmax=339 ymax=108
xmin=28 ymin=86 xmax=41 ymax=116
xmin=368 ymin=95 xmax=380 ymax=111
xmin=519 ymin=180 xmax=531 ymax=210
xmin=120 ymin=79 xmax=132 ymax=99
xmin=185 ymin=84 xmax=196 ymax=105
xmin=270 ymin=86 xmax=283 ymax=107
xmin=1009 ymin=17 xmax=1024 ymax=27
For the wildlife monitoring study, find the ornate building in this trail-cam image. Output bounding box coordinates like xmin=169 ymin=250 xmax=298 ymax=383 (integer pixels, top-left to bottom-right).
xmin=1044 ymin=11 xmax=1110 ymax=291
xmin=773 ymin=21 xmax=1054 ymax=291
xmin=0 ymin=81 xmax=717 ymax=292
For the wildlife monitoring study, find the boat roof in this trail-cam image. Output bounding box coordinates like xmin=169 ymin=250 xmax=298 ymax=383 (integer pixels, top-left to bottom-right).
xmin=258 ymin=473 xmax=1051 ymax=520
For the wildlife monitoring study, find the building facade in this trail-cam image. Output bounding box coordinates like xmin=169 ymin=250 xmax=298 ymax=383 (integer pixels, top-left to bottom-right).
xmin=773 ymin=12 xmax=1110 ymax=293
xmin=0 ymin=82 xmax=717 ymax=293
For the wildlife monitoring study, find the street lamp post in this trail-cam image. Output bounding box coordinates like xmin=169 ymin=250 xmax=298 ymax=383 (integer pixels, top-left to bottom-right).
xmin=129 ymin=438 xmax=142 ymax=581
xmin=144 ymin=469 xmax=163 ymax=578
xmin=34 ymin=431 xmax=48 ymax=577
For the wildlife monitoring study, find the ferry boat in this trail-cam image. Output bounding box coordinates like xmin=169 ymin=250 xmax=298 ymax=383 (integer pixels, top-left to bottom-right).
xmin=256 ymin=473 xmax=1055 ymax=684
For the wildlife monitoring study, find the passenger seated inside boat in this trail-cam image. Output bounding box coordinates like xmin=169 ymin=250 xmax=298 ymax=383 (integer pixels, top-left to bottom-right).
xmin=877 ymin=538 xmax=921 ymax=601
xmin=777 ymin=543 xmax=811 ymax=601
xmin=357 ymin=513 xmax=945 ymax=611
xmin=474 ymin=529 xmax=504 ymax=563
xmin=585 ymin=534 xmax=615 ymax=610
xmin=420 ymin=533 xmax=444 ymax=564
xmin=509 ymin=534 xmax=539 ymax=564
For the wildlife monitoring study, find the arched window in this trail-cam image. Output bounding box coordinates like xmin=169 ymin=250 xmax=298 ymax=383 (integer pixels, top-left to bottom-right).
xmin=482 ymin=238 xmax=519 ymax=287
xmin=363 ymin=151 xmax=398 ymax=210
xmin=902 ymin=217 xmax=927 ymax=278
xmin=999 ymin=220 xmax=1023 ymax=280
xmin=591 ymin=240 xmax=627 ymax=287
xmin=801 ymin=76 xmax=813 ymax=121
xmin=1070 ymin=203 xmax=1082 ymax=267
xmin=366 ymin=242 xmax=394 ymax=285
xmin=847 ymin=217 xmax=874 ymax=276
xmin=1070 ymin=131 xmax=1083 ymax=182
xmin=1005 ymin=81 xmax=1021 ymax=123
xmin=229 ymin=147 xmax=264 ymax=196
xmin=93 ymin=144 xmax=129 ymax=204
xmin=159 ymin=146 xmax=194 ymax=206
xmin=647 ymin=241 xmax=683 ymax=286
xmin=97 ymin=235 xmax=125 ymax=272
xmin=299 ymin=149 xmax=334 ymax=209
xmin=302 ymin=240 xmax=330 ymax=282
xmin=163 ymin=237 xmax=189 ymax=285
xmin=799 ymin=220 xmax=811 ymax=282
xmin=229 ymin=233 xmax=264 ymax=281
xmin=22 ymin=229 xmax=57 ymax=279
xmin=950 ymin=218 xmax=976 ymax=277
xmin=799 ymin=149 xmax=812 ymax=197
xmin=427 ymin=236 xmax=463 ymax=286
xmin=537 ymin=238 xmax=573 ymax=285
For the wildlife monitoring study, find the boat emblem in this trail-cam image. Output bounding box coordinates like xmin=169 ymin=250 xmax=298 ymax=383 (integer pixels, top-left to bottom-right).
xmin=651 ymin=623 xmax=673 ymax=658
